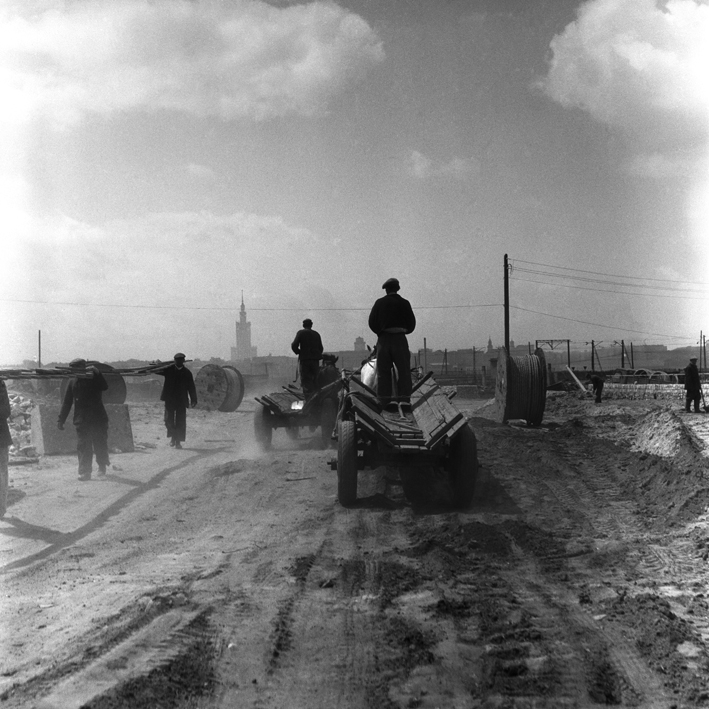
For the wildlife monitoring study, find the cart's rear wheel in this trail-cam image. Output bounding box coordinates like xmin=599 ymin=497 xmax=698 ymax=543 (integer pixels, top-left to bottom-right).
xmin=254 ymin=407 xmax=273 ymax=450
xmin=337 ymin=420 xmax=358 ymax=507
xmin=449 ymin=423 xmax=478 ymax=509
xmin=320 ymin=398 xmax=337 ymax=448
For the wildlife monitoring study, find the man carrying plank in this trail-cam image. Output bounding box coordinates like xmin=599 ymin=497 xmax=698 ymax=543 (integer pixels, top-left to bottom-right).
xmin=57 ymin=358 xmax=110 ymax=480
xmin=154 ymin=353 xmax=198 ymax=448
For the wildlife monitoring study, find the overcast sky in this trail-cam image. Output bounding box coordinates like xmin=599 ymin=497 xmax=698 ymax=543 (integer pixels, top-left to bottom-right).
xmin=2 ymin=0 xmax=708 ymax=365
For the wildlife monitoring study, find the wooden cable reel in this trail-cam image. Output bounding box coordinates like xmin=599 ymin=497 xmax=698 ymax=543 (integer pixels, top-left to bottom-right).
xmin=494 ymin=347 xmax=547 ymax=425
xmin=195 ymin=364 xmax=245 ymax=412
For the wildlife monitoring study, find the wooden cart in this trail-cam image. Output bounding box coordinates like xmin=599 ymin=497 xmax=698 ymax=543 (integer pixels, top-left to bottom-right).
xmin=333 ymin=372 xmax=478 ymax=508
xmin=254 ymin=379 xmax=341 ymax=450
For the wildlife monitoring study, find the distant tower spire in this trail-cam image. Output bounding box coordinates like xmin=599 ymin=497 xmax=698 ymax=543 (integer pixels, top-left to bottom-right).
xmin=235 ymin=291 xmax=254 ymax=360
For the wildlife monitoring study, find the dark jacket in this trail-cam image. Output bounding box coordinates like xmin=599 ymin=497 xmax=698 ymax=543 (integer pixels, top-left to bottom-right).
xmin=291 ymin=328 xmax=324 ymax=361
xmin=0 ymin=380 xmax=12 ymax=448
xmin=58 ymin=371 xmax=109 ymax=426
xmin=368 ymin=293 xmax=416 ymax=336
xmin=158 ymin=365 xmax=197 ymax=407
xmin=684 ymin=362 xmax=701 ymax=391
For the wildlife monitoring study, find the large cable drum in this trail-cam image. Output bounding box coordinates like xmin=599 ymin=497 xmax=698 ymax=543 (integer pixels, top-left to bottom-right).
xmin=493 ymin=347 xmax=547 ymax=425
xmin=59 ymin=361 xmax=127 ymax=405
xmin=195 ymin=364 xmax=245 ymax=412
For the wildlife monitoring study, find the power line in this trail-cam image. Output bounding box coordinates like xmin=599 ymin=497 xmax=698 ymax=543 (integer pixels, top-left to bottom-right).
xmin=0 ymin=297 xmax=502 ymax=312
xmin=512 ymin=258 xmax=708 ymax=286
xmin=510 ymin=276 xmax=709 ymax=301
xmin=512 ymin=268 xmax=709 ymax=295
xmin=510 ymin=305 xmax=690 ymax=341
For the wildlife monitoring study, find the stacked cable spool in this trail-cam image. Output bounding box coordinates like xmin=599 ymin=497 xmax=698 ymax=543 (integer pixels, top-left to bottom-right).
xmin=494 ymin=347 xmax=547 ymax=425
xmin=194 ymin=364 xmax=245 ymax=412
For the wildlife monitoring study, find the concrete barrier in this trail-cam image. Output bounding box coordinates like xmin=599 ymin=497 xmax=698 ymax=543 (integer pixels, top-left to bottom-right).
xmin=30 ymin=404 xmax=135 ymax=455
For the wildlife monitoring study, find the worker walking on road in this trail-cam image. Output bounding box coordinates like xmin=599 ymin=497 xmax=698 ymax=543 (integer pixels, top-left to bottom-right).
xmin=684 ymin=356 xmax=702 ymax=413
xmin=291 ymin=319 xmax=324 ymax=397
xmin=155 ymin=353 xmax=198 ymax=448
xmin=57 ymin=359 xmax=110 ymax=480
xmin=587 ymin=372 xmax=605 ymax=403
xmin=368 ymin=277 xmax=416 ymax=409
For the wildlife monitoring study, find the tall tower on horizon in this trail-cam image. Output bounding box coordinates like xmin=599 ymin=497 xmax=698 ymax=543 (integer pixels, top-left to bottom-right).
xmin=233 ymin=292 xmax=256 ymax=361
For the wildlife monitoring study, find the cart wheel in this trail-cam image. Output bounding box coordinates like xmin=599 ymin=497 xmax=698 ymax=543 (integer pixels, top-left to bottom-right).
xmin=320 ymin=398 xmax=337 ymax=448
xmin=337 ymin=420 xmax=358 ymax=507
xmin=254 ymin=408 xmax=273 ymax=450
xmin=448 ymin=423 xmax=478 ymax=509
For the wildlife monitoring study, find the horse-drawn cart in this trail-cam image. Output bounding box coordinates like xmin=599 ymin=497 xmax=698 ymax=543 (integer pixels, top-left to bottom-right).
xmin=333 ymin=371 xmax=478 ymax=508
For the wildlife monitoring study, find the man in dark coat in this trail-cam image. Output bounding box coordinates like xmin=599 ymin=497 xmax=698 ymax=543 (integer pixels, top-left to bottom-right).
xmin=368 ymin=277 xmax=416 ymax=408
xmin=684 ymin=356 xmax=702 ymax=413
xmin=156 ymin=353 xmax=197 ymax=448
xmin=57 ymin=359 xmax=110 ymax=480
xmin=291 ymin=319 xmax=324 ymax=397
xmin=0 ymin=378 xmax=12 ymax=516
xmin=586 ymin=372 xmax=605 ymax=403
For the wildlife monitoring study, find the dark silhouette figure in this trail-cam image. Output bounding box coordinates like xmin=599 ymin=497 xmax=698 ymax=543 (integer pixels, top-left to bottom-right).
xmin=368 ymin=278 xmax=416 ymax=408
xmin=156 ymin=353 xmax=198 ymax=448
xmin=291 ymin=319 xmax=324 ymax=397
xmin=57 ymin=359 xmax=109 ymax=480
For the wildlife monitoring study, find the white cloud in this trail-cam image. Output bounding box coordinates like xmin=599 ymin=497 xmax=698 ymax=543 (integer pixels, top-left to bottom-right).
xmin=625 ymin=150 xmax=700 ymax=178
xmin=185 ymin=163 xmax=215 ymax=180
xmin=539 ymin=0 xmax=709 ymax=148
xmin=406 ymin=150 xmax=479 ymax=180
xmin=0 ymin=0 xmax=385 ymax=127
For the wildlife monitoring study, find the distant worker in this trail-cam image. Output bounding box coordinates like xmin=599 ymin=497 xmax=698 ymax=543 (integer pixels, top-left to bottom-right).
xmin=0 ymin=378 xmax=11 ymax=516
xmin=684 ymin=356 xmax=702 ymax=413
xmin=368 ymin=277 xmax=416 ymax=409
xmin=155 ymin=353 xmax=198 ymax=448
xmin=291 ymin=319 xmax=324 ymax=397
xmin=57 ymin=359 xmax=110 ymax=481
xmin=586 ymin=372 xmax=605 ymax=403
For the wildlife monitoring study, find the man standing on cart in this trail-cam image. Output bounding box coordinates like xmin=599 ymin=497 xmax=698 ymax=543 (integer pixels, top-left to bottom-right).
xmin=291 ymin=319 xmax=324 ymax=397
xmin=368 ymin=278 xmax=416 ymax=410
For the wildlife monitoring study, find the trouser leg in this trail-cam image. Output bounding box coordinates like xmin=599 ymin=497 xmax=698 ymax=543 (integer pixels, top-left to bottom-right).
xmin=300 ymin=360 xmax=319 ymax=396
xmin=92 ymin=420 xmax=110 ymax=467
xmin=375 ymin=341 xmax=394 ymax=403
xmin=392 ymin=344 xmax=412 ymax=401
xmin=173 ymin=405 xmax=187 ymax=442
xmin=164 ymin=404 xmax=177 ymax=439
xmin=75 ymin=424 xmax=93 ymax=476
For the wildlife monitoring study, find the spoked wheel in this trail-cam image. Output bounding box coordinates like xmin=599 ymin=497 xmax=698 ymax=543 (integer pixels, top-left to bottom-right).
xmin=337 ymin=419 xmax=358 ymax=507
xmin=254 ymin=407 xmax=273 ymax=451
xmin=320 ymin=398 xmax=337 ymax=448
xmin=448 ymin=423 xmax=478 ymax=509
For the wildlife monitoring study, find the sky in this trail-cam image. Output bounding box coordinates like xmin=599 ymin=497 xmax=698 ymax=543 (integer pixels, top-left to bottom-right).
xmin=1 ymin=0 xmax=708 ymax=365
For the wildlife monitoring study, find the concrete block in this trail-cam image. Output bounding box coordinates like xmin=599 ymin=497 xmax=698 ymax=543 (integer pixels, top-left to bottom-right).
xmin=31 ymin=404 xmax=135 ymax=455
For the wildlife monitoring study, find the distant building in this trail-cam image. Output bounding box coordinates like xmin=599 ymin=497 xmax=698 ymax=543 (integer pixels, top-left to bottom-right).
xmin=231 ymin=293 xmax=257 ymax=361
xmin=354 ymin=336 xmax=367 ymax=353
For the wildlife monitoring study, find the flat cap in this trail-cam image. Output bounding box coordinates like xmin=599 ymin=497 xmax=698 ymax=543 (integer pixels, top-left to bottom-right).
xmin=382 ymin=277 xmax=400 ymax=290
xmin=302 ymin=318 xmax=313 ymax=327
xmin=174 ymin=352 xmax=186 ymax=360
xmin=690 ymin=356 xmax=698 ymax=361
xmin=69 ymin=358 xmax=87 ymax=368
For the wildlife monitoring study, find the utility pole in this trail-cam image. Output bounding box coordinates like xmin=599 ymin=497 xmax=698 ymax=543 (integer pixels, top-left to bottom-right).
xmin=621 ymin=340 xmax=625 ymax=369
xmin=591 ymin=341 xmax=595 ymax=372
xmin=472 ymin=346 xmax=476 ymax=384
xmin=423 ymin=338 xmax=428 ymax=374
xmin=503 ymin=254 xmax=510 ymax=352
xmin=630 ymin=342 xmax=635 ymax=369
xmin=38 ymin=330 xmax=42 ymax=368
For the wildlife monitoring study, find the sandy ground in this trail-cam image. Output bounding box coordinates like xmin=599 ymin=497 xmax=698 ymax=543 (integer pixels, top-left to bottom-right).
xmin=2 ymin=390 xmax=709 ymax=707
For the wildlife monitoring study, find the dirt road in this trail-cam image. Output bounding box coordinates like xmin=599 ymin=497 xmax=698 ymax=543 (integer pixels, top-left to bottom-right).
xmin=2 ymin=393 xmax=709 ymax=708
